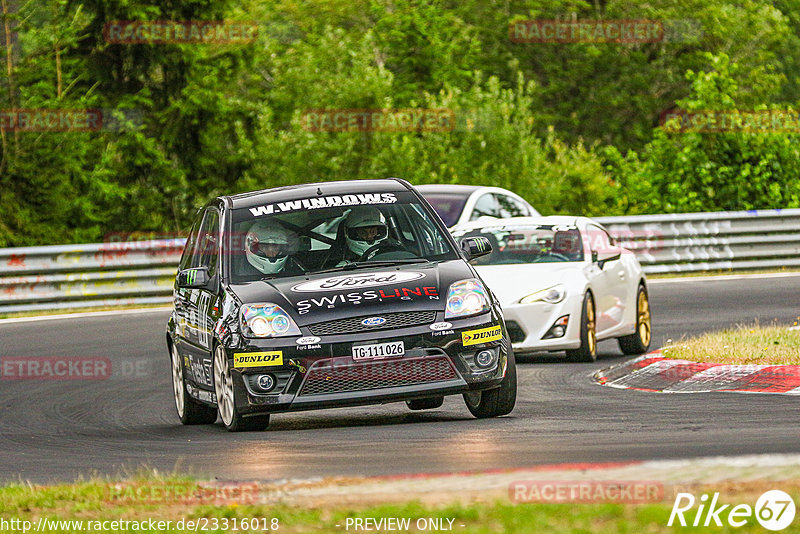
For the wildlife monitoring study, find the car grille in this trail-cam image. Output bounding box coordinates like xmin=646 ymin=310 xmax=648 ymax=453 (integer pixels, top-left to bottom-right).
xmin=298 ymin=355 xmax=457 ymax=396
xmin=307 ymin=311 xmax=437 ymax=336
xmin=505 ymin=320 xmax=526 ymax=343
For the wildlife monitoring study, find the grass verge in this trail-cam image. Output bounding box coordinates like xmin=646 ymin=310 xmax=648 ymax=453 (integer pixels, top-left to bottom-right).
xmin=1 ymin=477 xmax=798 ymax=533
xmin=661 ymin=321 xmax=800 ymax=365
xmin=647 ymin=266 xmax=800 ymax=279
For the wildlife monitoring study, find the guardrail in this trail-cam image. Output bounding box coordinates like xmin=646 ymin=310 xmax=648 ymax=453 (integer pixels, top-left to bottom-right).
xmin=595 ymin=208 xmax=800 ymax=274
xmin=0 ymin=208 xmax=798 ymax=314
xmin=0 ymin=240 xmax=185 ymax=314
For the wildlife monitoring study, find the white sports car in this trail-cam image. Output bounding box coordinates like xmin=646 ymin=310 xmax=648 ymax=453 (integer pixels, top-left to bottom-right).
xmin=451 ymin=216 xmax=652 ymax=361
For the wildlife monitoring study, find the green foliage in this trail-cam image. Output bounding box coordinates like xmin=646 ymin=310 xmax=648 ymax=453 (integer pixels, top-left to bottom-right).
xmin=3 ymin=1 xmax=800 ymax=245
xmin=606 ymin=53 xmax=800 ymax=213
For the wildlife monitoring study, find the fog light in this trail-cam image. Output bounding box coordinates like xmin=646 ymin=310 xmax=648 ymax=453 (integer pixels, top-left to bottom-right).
xmin=542 ymin=315 xmax=569 ymax=339
xmin=475 ymin=350 xmax=496 ymax=368
xmin=256 ymin=374 xmax=275 ymax=392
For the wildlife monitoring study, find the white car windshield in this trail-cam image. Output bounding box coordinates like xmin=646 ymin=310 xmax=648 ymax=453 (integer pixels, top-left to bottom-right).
xmin=454 ymin=224 xmax=584 ymax=265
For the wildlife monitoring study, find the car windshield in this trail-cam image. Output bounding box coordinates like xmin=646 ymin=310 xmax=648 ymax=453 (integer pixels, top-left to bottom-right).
xmin=419 ymin=193 xmax=468 ymax=227
xmin=453 ymin=224 xmax=584 ymax=265
xmin=228 ymin=191 xmax=456 ymax=283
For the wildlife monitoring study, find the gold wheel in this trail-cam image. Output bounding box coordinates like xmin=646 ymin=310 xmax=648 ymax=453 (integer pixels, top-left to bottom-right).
xmin=637 ymin=289 xmax=651 ymax=347
xmin=586 ymin=295 xmax=596 ymax=355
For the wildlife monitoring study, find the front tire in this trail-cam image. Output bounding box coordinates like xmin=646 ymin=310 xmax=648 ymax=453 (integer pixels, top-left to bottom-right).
xmin=170 ymin=343 xmax=217 ymax=425
xmin=566 ymin=292 xmax=597 ymax=362
xmin=213 ymin=345 xmax=270 ymax=432
xmin=618 ymin=284 xmax=652 ymax=355
xmin=463 ymin=350 xmax=517 ymax=418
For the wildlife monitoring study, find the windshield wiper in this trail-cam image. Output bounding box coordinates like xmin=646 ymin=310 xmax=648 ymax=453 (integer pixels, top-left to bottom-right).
xmin=303 ymin=261 xmax=362 ymax=276
xmin=353 ymin=259 xmax=430 ymax=265
xmin=305 ymin=258 xmax=429 ymax=276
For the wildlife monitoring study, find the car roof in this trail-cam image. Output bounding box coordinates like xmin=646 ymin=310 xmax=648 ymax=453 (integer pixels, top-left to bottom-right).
xmin=452 ymin=215 xmax=586 ymax=231
xmin=414 ymin=184 xmax=484 ymax=195
xmin=225 ymin=178 xmax=411 ymax=210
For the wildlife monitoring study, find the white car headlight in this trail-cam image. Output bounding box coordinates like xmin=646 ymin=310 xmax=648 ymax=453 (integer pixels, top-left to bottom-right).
xmin=445 ymin=279 xmax=490 ymax=319
xmin=241 ymin=303 xmax=301 ymax=338
xmin=519 ymin=284 xmax=567 ymax=305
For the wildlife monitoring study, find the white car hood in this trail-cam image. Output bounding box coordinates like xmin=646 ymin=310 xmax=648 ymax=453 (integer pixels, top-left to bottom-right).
xmin=475 ymin=263 xmax=585 ymax=305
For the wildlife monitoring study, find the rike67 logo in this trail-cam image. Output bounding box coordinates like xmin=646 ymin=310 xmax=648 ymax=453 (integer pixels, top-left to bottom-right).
xmin=669 ymin=490 xmax=796 ymax=530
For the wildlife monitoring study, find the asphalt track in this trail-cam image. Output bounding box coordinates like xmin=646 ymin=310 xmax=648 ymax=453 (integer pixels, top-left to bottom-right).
xmin=1 ymin=274 xmax=799 ymax=483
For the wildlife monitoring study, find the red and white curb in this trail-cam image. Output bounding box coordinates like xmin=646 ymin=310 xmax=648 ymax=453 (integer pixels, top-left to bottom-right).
xmin=595 ymin=350 xmax=800 ymax=394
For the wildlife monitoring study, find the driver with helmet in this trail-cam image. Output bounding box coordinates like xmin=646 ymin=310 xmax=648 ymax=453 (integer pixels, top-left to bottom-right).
xmin=335 ymin=206 xmax=391 ymax=265
xmin=243 ymin=222 xmax=303 ymax=277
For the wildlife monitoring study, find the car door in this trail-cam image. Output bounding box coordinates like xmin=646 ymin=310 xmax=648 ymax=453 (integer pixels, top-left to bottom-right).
xmin=586 ymin=224 xmax=628 ymax=335
xmin=180 ymin=208 xmax=220 ymax=390
xmin=174 ymin=214 xmax=202 ymax=359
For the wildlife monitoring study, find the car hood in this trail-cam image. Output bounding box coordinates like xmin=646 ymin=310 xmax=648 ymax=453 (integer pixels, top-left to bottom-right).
xmin=228 ymin=260 xmax=473 ymax=325
xmin=474 ymin=263 xmax=586 ymax=305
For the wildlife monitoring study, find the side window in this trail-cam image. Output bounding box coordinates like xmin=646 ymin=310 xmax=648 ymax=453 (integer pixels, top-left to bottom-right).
xmin=587 ymin=224 xmax=613 ymax=254
xmin=496 ymin=194 xmax=529 ymax=218
xmin=470 ymin=194 xmax=499 ymax=220
xmin=192 ymin=209 xmax=220 ymax=274
xmin=178 ymin=215 xmax=203 ymax=271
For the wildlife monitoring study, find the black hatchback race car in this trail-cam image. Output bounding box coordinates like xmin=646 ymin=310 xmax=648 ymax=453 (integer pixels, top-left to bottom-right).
xmin=166 ymin=178 xmax=516 ymax=431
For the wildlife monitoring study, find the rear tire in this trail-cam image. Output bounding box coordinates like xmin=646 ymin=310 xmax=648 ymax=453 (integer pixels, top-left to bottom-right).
xmin=618 ymin=284 xmax=652 ymax=355
xmin=170 ymin=343 xmax=217 ymax=425
xmin=566 ymin=292 xmax=597 ymax=362
xmin=406 ymin=397 xmax=444 ymax=410
xmin=213 ymin=345 xmax=270 ymax=432
xmin=463 ymin=350 xmax=517 ymax=418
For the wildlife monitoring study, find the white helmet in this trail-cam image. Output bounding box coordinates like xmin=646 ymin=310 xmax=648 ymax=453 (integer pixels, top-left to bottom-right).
xmin=245 ymin=222 xmax=293 ymax=274
xmin=344 ymin=207 xmax=388 ymax=257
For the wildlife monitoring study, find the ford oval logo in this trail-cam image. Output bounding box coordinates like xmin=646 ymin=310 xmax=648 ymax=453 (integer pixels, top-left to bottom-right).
xmin=361 ymin=317 xmax=387 ymax=327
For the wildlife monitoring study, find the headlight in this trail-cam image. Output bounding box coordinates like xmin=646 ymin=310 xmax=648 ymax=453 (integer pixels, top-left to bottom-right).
xmin=240 ymin=303 xmax=301 ymax=338
xmin=519 ymin=284 xmax=567 ymax=304
xmin=445 ymin=279 xmax=490 ymax=319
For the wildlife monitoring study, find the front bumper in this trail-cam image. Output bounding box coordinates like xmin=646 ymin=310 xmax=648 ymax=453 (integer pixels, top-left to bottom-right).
xmin=222 ymin=312 xmax=509 ymax=415
xmin=502 ymin=294 xmax=585 ymax=354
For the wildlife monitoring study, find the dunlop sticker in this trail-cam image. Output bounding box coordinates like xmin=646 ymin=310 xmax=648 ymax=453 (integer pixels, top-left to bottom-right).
xmin=233 ymin=351 xmax=283 ymax=368
xmin=462 ymin=326 xmax=502 ymax=346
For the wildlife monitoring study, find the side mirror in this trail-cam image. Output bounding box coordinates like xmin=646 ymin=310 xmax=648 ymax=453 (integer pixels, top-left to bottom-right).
xmin=460 ymin=236 xmax=493 ymax=261
xmin=177 ymin=267 xmax=211 ymax=289
xmin=594 ymin=250 xmax=621 ymax=269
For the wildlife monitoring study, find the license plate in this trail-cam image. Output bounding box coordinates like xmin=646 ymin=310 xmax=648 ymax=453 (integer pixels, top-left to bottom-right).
xmin=352 ymin=341 xmax=405 ymax=361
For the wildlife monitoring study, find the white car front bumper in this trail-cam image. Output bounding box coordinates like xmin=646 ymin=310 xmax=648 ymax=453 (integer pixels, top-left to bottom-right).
xmin=502 ymin=293 xmax=585 ymax=353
